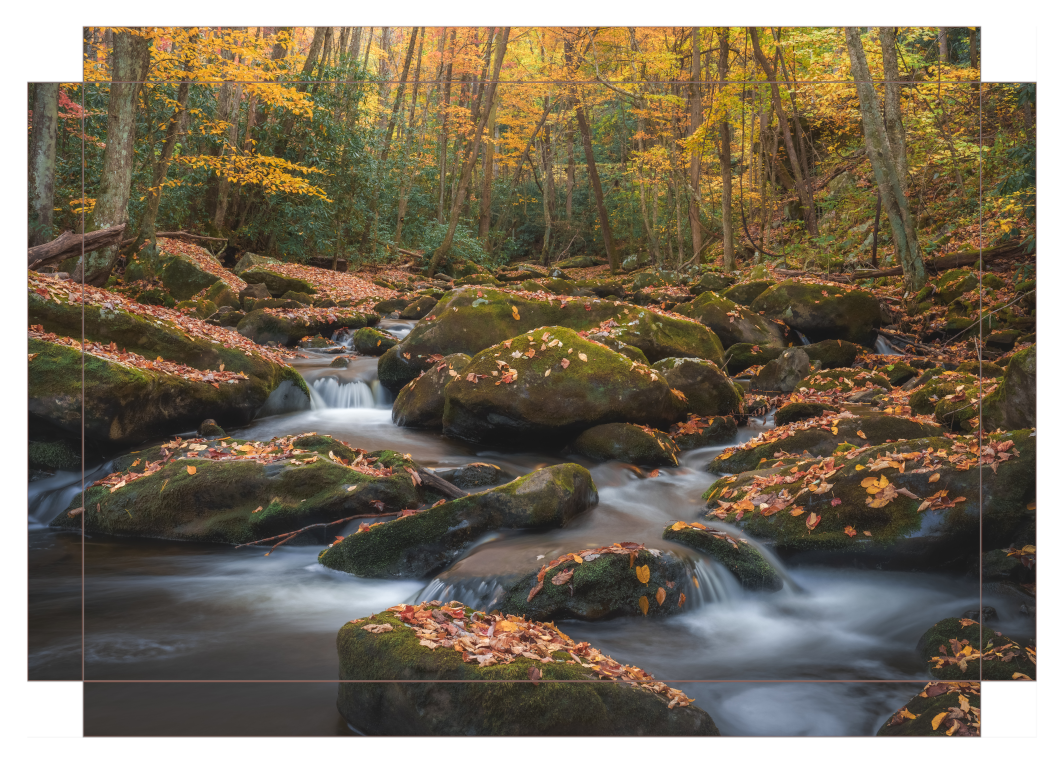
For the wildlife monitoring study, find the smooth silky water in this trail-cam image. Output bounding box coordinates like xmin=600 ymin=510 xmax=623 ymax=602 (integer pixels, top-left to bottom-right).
xmin=28 ymin=320 xmax=1009 ymax=735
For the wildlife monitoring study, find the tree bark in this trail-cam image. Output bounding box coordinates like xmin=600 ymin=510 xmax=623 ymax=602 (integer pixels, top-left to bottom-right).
xmin=29 ymin=225 xmax=125 ymax=271
xmin=845 ymin=27 xmax=926 ymax=291
xmin=717 ymin=29 xmax=735 ymax=271
xmin=688 ymin=28 xmax=703 ymax=262
xmin=566 ymin=121 xmax=575 ymax=220
xmin=427 ymin=28 xmax=510 ymax=277
xmin=748 ymin=27 xmax=819 ymax=236
xmin=878 ymin=27 xmax=909 ymax=193
xmin=28 ymin=83 xmax=59 ymax=247
xmin=938 ymin=28 xmax=950 ymax=63
xmin=437 ymin=29 xmax=455 ymax=224
xmin=540 ymin=105 xmax=555 ymax=265
xmin=478 ymin=99 xmax=498 ymax=247
xmin=75 ymin=29 xmax=152 ymax=286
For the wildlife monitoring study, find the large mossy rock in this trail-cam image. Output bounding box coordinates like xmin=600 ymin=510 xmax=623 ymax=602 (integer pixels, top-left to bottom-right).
xmin=51 ymin=436 xmax=420 ymax=543
xmin=751 ymin=280 xmax=884 ymax=346
xmin=335 ymin=605 xmax=719 ymax=735
xmin=669 ymin=415 xmax=739 ymax=451
xmin=351 ymin=327 xmax=398 ymax=356
xmin=689 ymin=272 xmax=736 ymax=296
xmin=774 ymin=401 xmax=838 ymax=427
xmin=803 ymin=339 xmax=861 ymax=370
xmin=319 ymin=464 xmax=597 ymax=578
xmin=233 ymin=252 xmax=281 ymax=275
xmin=981 ymin=345 xmax=1036 ymax=432
xmin=491 ymin=546 xmax=691 ymax=621
xmin=236 ymin=308 xmax=371 ymax=346
xmin=392 ymin=353 xmax=472 ymax=429
xmin=724 ymin=343 xmax=784 ymax=375
xmin=662 ymin=522 xmax=783 ymax=590
xmin=566 ymin=423 xmax=679 ymax=466
xmin=706 ymin=414 xmax=944 ymax=474
xmin=677 ymin=291 xmax=785 ymax=349
xmin=721 ymin=279 xmax=774 ymax=306
xmin=918 ymin=618 xmax=1036 ymax=681
xmin=399 ymin=295 xmax=438 ymax=320
xmin=555 ymin=255 xmax=599 ymax=269
xmin=877 ymin=681 xmax=982 ymax=737
xmin=157 ymin=253 xmax=221 ymax=302
xmin=440 ymin=327 xmax=687 ymax=445
xmin=751 ymin=348 xmax=811 ymax=393
xmin=205 ymin=279 xmax=242 ymax=310
xmin=240 ymin=268 xmax=317 ymax=297
xmin=377 ymin=288 xmax=723 ymax=392
xmin=702 ymin=430 xmax=1035 ymax=568
xmin=650 ymin=357 xmax=742 ymax=417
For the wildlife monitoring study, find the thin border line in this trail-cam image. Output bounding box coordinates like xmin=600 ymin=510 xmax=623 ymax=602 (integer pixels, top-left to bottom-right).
xmin=82 ymin=78 xmax=987 ymax=85
xmin=79 ymin=80 xmax=86 ymax=688
xmin=977 ymin=79 xmax=983 ymax=685
xmin=79 ymin=679 xmax=949 ymax=684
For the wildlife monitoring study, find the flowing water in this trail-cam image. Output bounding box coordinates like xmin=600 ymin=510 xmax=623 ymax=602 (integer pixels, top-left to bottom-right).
xmin=28 ymin=319 xmax=1019 ymax=735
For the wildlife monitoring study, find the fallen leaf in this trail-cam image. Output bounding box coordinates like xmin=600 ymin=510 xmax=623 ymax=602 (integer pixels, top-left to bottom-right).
xmin=578 ymin=352 xmax=588 ymax=362
xmin=361 ymin=623 xmax=393 ymax=634
xmin=560 ymin=358 xmax=570 ymax=369
xmin=831 ymin=497 xmax=842 ymax=506
xmin=863 ymin=531 xmax=872 ymax=537
xmin=252 ymin=506 xmax=263 ymax=513
xmin=678 ymin=593 xmax=686 ymax=609
xmin=186 ymin=466 xmax=196 ymax=475
xmin=528 ymin=666 xmax=542 ymax=685
xmin=527 ymin=582 xmax=543 ymax=602
xmin=929 ymin=473 xmax=941 ymax=483
xmin=638 ymin=595 xmax=649 ymax=616
xmin=551 ymin=568 xmax=575 ymax=586
xmin=1012 ymin=672 xmax=1032 ymax=680
xmin=655 ymin=587 xmax=666 ymax=606
xmin=511 ymin=306 xmax=521 ymax=320
xmin=844 ymin=526 xmax=857 ymax=537
xmin=931 ymin=712 xmax=948 ymax=731
xmin=635 ymin=565 xmax=651 ymax=584
xmin=806 ymin=512 xmax=821 ymax=531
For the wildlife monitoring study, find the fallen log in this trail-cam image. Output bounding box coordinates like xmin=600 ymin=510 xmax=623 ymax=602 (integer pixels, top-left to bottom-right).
xmin=120 ymin=230 xmax=228 ymax=248
xmin=416 ymin=467 xmax=468 ymax=499
xmin=852 ymin=243 xmax=1030 ymax=280
xmin=28 ymin=225 xmax=125 ymax=271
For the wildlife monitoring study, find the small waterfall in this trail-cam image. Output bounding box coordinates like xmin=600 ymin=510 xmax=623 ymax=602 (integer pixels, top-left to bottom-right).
xmin=796 ymin=331 xmax=811 ymax=345
xmin=874 ymin=334 xmax=903 ymax=355
xmin=310 ymin=377 xmax=393 ymax=409
xmin=700 ymin=520 xmax=801 ymax=594
xmin=415 ymin=577 xmax=509 ymax=610
xmin=29 ymin=462 xmax=113 ymax=526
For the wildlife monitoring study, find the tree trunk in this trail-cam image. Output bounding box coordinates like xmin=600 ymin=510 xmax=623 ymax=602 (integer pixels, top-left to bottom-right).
xmin=878 ymin=27 xmax=909 ymax=193
xmin=688 ymin=28 xmax=702 ymax=262
xmin=575 ymin=98 xmax=619 ymax=274
xmin=748 ymin=28 xmax=819 ymax=236
xmin=75 ymin=29 xmax=152 ymax=286
xmin=938 ymin=28 xmax=950 ymax=63
xmin=565 ymin=121 xmax=575 ymax=219
xmin=28 ymin=83 xmax=59 ymax=247
xmin=427 ymin=28 xmax=510 ymax=277
xmin=717 ymin=29 xmax=735 ymax=271
xmin=540 ymin=107 xmax=555 ymax=265
xmin=845 ymin=27 xmax=926 ymax=291
xmin=437 ymin=29 xmax=455 ymax=224
xmin=478 ymin=99 xmax=498 ymax=246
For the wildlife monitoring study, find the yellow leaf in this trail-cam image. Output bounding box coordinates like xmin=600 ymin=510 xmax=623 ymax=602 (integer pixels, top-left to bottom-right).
xmin=855 ymin=464 xmax=865 ymax=471
xmin=655 ymin=587 xmax=666 ymax=606
xmin=578 ymin=352 xmax=588 ymax=362
xmin=511 ymin=306 xmax=521 ymax=320
xmin=496 ymin=620 xmax=519 ymax=632
xmin=929 ymin=473 xmax=941 ymax=482
xmin=638 ymin=596 xmax=649 ymax=616
xmin=900 ymin=709 xmax=917 ymax=720
xmin=186 ymin=465 xmax=197 ymax=475
xmin=635 ymin=565 xmax=651 ymax=584
xmin=856 ymin=430 xmax=867 ymax=439
xmin=861 ymin=476 xmax=878 ymax=488
xmin=931 ymin=712 xmax=948 ymax=730
xmin=572 ymin=554 xmax=584 ymax=564
xmin=831 ymin=427 xmax=838 ymax=435
xmin=1012 ymin=672 xmax=1032 ymax=680
xmin=790 ymin=508 xmax=806 ymax=516
xmin=671 ymin=521 xmax=688 ymax=531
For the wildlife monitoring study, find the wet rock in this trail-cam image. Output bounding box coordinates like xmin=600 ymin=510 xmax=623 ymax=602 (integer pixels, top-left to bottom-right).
xmin=299 ymin=334 xmax=334 ymax=349
xmin=651 ymin=357 xmax=742 ymax=417
xmin=802 ymin=339 xmax=861 ymax=370
xmin=372 ymin=297 xmax=412 ymax=314
xmin=877 ymin=681 xmax=981 ymax=736
xmin=236 ymin=308 xmax=370 ymax=346
xmin=351 ymin=327 xmax=398 ymax=356
xmin=335 ymin=603 xmax=719 ymax=736
xmin=240 ymin=268 xmax=316 ymax=297
xmin=662 ymin=522 xmax=783 ymax=590
xmin=688 ymin=272 xmax=737 ymax=296
xmin=392 ymin=353 xmax=472 ymax=429
xmin=669 ymin=415 xmax=738 ymax=451
xmin=981 ymin=345 xmax=1036 ymax=432
xmin=491 ymin=546 xmax=691 ymax=621
xmin=751 ymin=280 xmax=884 ymax=346
xmin=705 ymin=414 xmax=944 ymax=474
xmin=377 ymin=288 xmax=723 ymax=392
xmin=441 ymin=327 xmax=686 ymax=445
xmin=961 ymin=606 xmax=997 ymax=623
xmin=52 ymin=436 xmax=418 ymax=543
xmin=197 ymin=419 xmax=226 ymax=438
xmin=319 ymin=463 xmax=597 ymax=578
xmin=875 ymin=360 xmax=919 ymax=386
xmin=751 ymin=348 xmax=811 ymax=393
xmin=917 ymin=617 xmax=1035 ymax=680
xmin=156 ymin=252 xmax=222 ymax=302
xmin=400 ymin=295 xmax=439 ymax=320
xmin=774 ymin=402 xmax=838 ymax=427
xmin=434 ymin=462 xmax=512 ymax=489
xmin=721 ymin=279 xmax=774 ymax=306
xmin=329 ymin=356 xmax=350 ymax=369
xmin=676 ymin=291 xmax=785 ymax=349
xmin=566 ymin=423 xmax=679 ymax=467
xmin=724 ymin=343 xmax=783 ymax=375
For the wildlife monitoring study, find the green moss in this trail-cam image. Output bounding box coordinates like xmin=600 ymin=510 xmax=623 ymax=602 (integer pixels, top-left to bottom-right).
xmin=241 ymin=268 xmax=316 ymax=297
xmin=28 ymin=438 xmax=81 ymax=471
xmin=351 ymin=327 xmax=398 ymax=356
xmin=236 ymin=308 xmax=368 ymax=346
xmin=751 ymin=280 xmax=883 ymax=346
xmin=675 ymin=291 xmax=784 ymax=349
xmin=775 ymin=402 xmax=838 ymax=427
xmin=877 ymin=683 xmax=982 ymax=736
xmin=566 ymin=423 xmax=679 ymax=466
xmin=798 ymin=367 xmax=891 ymax=393
xmin=663 ymin=525 xmax=782 ymax=590
xmin=918 ymin=618 xmax=1036 ymax=681
xmin=651 ymin=357 xmax=742 ymax=417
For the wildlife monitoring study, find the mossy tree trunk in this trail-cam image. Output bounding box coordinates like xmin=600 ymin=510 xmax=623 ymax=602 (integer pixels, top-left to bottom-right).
xmin=29 ymin=83 xmax=59 ymax=247
xmin=878 ymin=27 xmax=909 ymax=194
xmin=845 ymin=27 xmax=927 ymax=292
xmin=688 ymin=28 xmax=702 ymax=263
xmin=717 ymin=29 xmax=735 ymax=271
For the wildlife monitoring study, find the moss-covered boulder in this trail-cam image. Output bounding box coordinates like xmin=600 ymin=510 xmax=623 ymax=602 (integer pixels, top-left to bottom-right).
xmin=724 ymin=343 xmax=784 ymax=375
xmin=774 ymin=402 xmax=839 ymax=427
xmin=329 ymin=356 xmax=351 ymax=369
xmin=299 ymin=334 xmax=334 ymax=349
xmin=662 ymin=522 xmax=783 ymax=590
xmin=434 ymin=462 xmax=511 ymax=489
xmin=335 ymin=603 xmax=719 ymax=735
xmin=197 ymin=418 xmax=226 ymax=438
xmin=982 ymin=345 xmax=1036 ymax=432
xmin=669 ymin=415 xmax=739 ymax=451
xmin=706 ymin=414 xmax=944 ymax=474
xmin=373 ymin=297 xmax=412 ymax=314
xmin=797 ymin=367 xmax=891 ymax=394
xmin=236 ymin=308 xmax=370 ymax=346
xmin=377 ymin=288 xmax=723 ymax=392
xmin=205 ymin=279 xmax=242 ymax=310
xmin=566 ymin=423 xmax=679 ymax=467
xmin=491 ymin=545 xmax=692 ymax=621
xmin=751 ymin=348 xmax=811 ymax=393
xmin=280 ymin=289 xmax=315 ymax=306
xmin=803 ymin=339 xmax=861 ymax=370
xmin=689 ymin=273 xmax=736 ymax=296
xmin=351 ymin=327 xmax=398 ymax=356
xmin=677 ymin=291 xmax=785 ymax=349
xmin=585 ymin=333 xmax=650 ymax=365
xmin=876 ymin=360 xmax=919 ymax=386
xmin=441 ymin=327 xmax=686 ymax=445
xmin=175 ymin=298 xmax=218 ymax=320
xmin=233 ymin=252 xmax=281 ymax=275
xmin=721 ymin=280 xmax=774 ymax=306
xmin=399 ymin=295 xmax=438 ymax=320
xmin=392 ymin=353 xmax=472 ymax=429
xmin=454 ymin=274 xmax=503 ymax=287
xmin=155 ymin=253 xmax=221 ymax=302
xmin=918 ymin=618 xmax=1036 ymax=680
xmin=28 ymin=435 xmax=81 ymax=471
xmin=51 ymin=435 xmax=420 ymax=543
xmin=240 ymin=268 xmax=316 ymax=297
xmin=575 ymin=278 xmax=626 ymax=298
xmin=651 ymin=357 xmax=742 ymax=417
xmin=751 ymin=280 xmax=884 ymax=346
xmin=877 ymin=681 xmax=981 ymax=737
xmin=319 ymin=464 xmax=597 ymax=578
xmin=702 ymin=430 xmax=1035 ymax=568
xmin=556 ymin=255 xmax=601 ymax=269
xmin=956 ymin=360 xmax=1005 ymax=379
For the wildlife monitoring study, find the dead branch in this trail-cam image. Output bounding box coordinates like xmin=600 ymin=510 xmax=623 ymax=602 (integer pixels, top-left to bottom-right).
xmin=28 ymin=225 xmax=126 ymax=271
xmin=234 ymin=511 xmax=399 ymax=554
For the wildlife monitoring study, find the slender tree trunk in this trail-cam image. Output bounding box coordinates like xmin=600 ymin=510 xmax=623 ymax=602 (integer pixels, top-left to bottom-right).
xmin=575 ymin=98 xmax=619 ymax=273
xmin=565 ymin=121 xmax=575 ymax=219
xmin=427 ymin=28 xmax=510 ymax=277
xmin=845 ymin=27 xmax=926 ymax=291
xmin=437 ymin=29 xmax=455 ymax=224
xmin=938 ymin=28 xmax=950 ymax=63
xmin=688 ymin=28 xmax=702 ymax=261
xmin=75 ymin=29 xmax=152 ymax=286
xmin=748 ymin=27 xmax=819 ymax=235
xmin=879 ymin=27 xmax=909 ymax=193
xmin=716 ymin=29 xmax=735 ymax=271
xmin=28 ymin=83 xmax=59 ymax=247
xmin=478 ymin=99 xmax=498 ymax=246
xmin=540 ymin=107 xmax=555 ymax=265
xmin=394 ymin=30 xmax=424 ymax=247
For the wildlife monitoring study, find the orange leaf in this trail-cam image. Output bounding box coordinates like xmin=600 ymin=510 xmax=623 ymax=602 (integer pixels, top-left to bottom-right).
xmin=635 ymin=565 xmax=651 ymax=584
xmin=638 ymin=595 xmax=649 ymax=616
xmin=186 ymin=465 xmax=197 ymax=475
xmin=843 ymin=525 xmax=857 ymax=537
xmin=678 ymin=593 xmax=687 ymax=609
xmin=806 ymin=512 xmax=821 ymax=531
xmin=655 ymin=587 xmax=666 ymax=606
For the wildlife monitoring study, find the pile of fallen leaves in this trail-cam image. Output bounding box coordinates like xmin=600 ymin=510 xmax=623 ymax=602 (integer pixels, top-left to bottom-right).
xmin=929 ymin=619 xmax=1035 ymax=680
xmin=29 ymin=272 xmax=296 ymax=366
xmin=259 ymin=262 xmax=398 ymax=303
xmin=153 ymin=238 xmax=247 ymax=293
xmin=29 ymin=325 xmax=250 ymax=386
xmin=261 ymin=305 xmax=370 ymax=326
xmin=669 ymin=521 xmax=747 ymax=552
xmin=886 ymin=681 xmax=981 ymax=736
xmin=89 ymin=432 xmax=396 ymax=495
xmin=353 ymin=600 xmax=695 ymax=709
